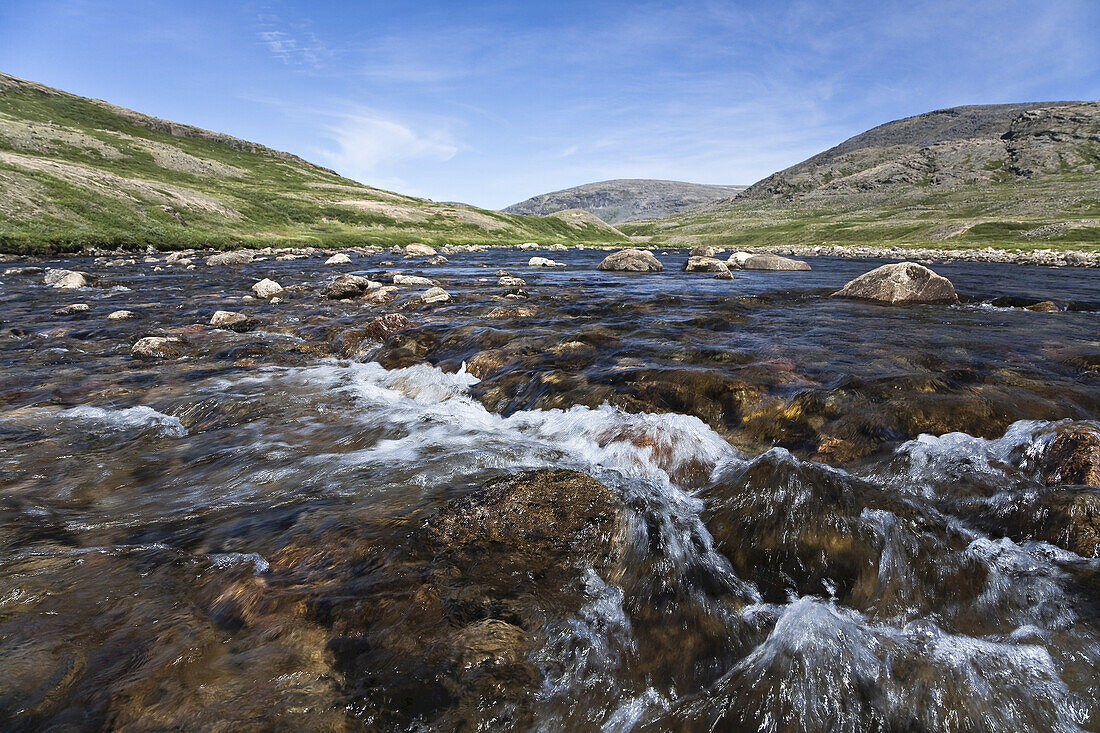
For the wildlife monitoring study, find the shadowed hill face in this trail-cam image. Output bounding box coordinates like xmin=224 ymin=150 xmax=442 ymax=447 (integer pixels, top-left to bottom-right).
xmin=0 ymin=72 xmax=626 ymax=253
xmin=503 ymin=179 xmax=747 ymax=223
xmin=628 ymin=100 xmax=1100 ymax=251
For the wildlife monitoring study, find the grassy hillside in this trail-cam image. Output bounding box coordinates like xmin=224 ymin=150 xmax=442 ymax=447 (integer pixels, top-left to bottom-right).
xmin=0 ymin=73 xmax=626 ymax=253
xmin=628 ymin=101 xmax=1100 ymax=251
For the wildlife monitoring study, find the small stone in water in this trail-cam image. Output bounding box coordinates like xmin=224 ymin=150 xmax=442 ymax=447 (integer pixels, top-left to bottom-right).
xmin=422 ymin=286 xmax=451 ymax=304
xmin=107 ymin=310 xmax=137 ymax=320
xmin=54 ymin=303 xmax=89 ymax=315
xmin=131 ymin=336 xmax=184 ymax=359
xmin=251 ymin=278 xmax=284 ymax=299
xmin=210 ymin=311 xmax=255 ymax=332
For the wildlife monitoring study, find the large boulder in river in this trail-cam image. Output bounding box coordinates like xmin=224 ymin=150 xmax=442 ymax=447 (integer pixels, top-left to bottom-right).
xmin=727 ymin=251 xmax=754 ymax=268
xmin=251 ymin=278 xmax=284 ymax=299
xmin=404 ymin=243 xmax=437 ymax=257
xmin=831 ymin=262 xmax=958 ymax=305
xmin=325 ymin=253 xmax=351 ymax=265
xmin=206 ymin=250 xmax=253 ymax=266
xmin=689 ymin=245 xmax=716 ymax=257
xmin=597 ymin=249 xmax=663 ymax=273
xmin=683 ymin=256 xmax=731 ymax=275
xmin=742 ymin=253 xmax=811 ymax=271
xmin=322 ymin=274 xmax=372 ymax=299
xmin=44 ymin=269 xmax=88 ymax=289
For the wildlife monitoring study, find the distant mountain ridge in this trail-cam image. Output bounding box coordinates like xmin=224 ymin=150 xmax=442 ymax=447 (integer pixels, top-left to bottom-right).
xmin=0 ymin=72 xmax=625 ymax=252
xmin=503 ymin=179 xmax=746 ymax=223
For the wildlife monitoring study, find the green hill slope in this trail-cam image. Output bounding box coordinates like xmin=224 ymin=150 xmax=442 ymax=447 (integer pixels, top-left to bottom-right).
xmin=624 ymin=101 xmax=1100 ymax=251
xmin=0 ymin=72 xmax=625 ymax=253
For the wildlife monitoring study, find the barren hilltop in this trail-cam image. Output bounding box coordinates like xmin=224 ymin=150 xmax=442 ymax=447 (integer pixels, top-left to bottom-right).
xmin=503 ymin=179 xmax=746 ymax=223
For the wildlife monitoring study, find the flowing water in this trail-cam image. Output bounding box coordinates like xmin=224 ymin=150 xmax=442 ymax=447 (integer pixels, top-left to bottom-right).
xmin=0 ymin=249 xmax=1098 ymax=731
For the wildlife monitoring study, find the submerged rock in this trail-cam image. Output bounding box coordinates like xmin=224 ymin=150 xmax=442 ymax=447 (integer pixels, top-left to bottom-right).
xmin=424 ymin=469 xmax=625 ymax=578
xmin=1042 ymin=423 xmax=1100 ymax=486
xmin=4 ymin=266 xmax=45 ymax=276
xmin=364 ymin=314 xmax=414 ymax=341
xmin=832 ymin=262 xmax=958 ymax=305
xmin=251 ymin=278 xmax=284 ymax=299
xmin=597 ymin=249 xmax=663 ymax=272
xmin=131 ymin=336 xmax=184 ymax=359
xmin=741 ymin=253 xmax=812 ymax=271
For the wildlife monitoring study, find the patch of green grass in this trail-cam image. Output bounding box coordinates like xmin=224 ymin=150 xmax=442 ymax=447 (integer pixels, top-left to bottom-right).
xmin=0 ymin=85 xmax=628 ymax=253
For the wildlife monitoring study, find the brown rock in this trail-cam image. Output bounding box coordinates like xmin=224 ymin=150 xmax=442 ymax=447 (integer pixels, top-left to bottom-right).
xmin=131 ymin=336 xmax=184 ymax=359
xmin=742 ymin=253 xmax=812 ymax=271
xmin=597 ymin=249 xmax=663 ymax=273
xmin=364 ymin=314 xmax=414 ymax=341
xmin=683 ymin=256 xmax=731 ymax=275
xmin=322 ymin=274 xmax=372 ymax=300
xmin=1043 ymin=424 xmax=1100 ymax=486
xmin=831 ymin=262 xmax=958 ymax=305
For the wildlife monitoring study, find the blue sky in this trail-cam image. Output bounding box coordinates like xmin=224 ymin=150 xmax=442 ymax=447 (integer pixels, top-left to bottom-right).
xmin=2 ymin=0 xmax=1098 ymax=208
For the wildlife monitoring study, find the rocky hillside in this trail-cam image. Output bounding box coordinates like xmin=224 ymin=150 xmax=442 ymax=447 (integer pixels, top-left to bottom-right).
xmin=503 ymin=179 xmax=746 ymax=223
xmin=743 ymin=101 xmax=1095 ymax=198
xmin=0 ymin=72 xmax=625 ymax=253
xmin=627 ymin=101 xmax=1100 ymax=250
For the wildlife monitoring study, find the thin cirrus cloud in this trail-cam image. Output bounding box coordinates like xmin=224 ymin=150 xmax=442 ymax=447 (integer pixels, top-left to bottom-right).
xmin=312 ymin=110 xmax=461 ymax=195
xmin=255 ymin=13 xmax=331 ymax=69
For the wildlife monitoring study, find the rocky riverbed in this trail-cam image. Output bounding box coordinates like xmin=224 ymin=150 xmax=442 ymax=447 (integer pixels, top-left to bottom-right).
xmin=0 ymin=244 xmax=1098 ymax=731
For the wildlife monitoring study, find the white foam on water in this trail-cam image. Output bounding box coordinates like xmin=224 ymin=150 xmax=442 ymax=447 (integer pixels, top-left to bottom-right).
xmin=1 ymin=404 xmax=187 ymax=438
xmin=188 ymin=361 xmax=1095 ymax=730
xmin=273 ymin=360 xmax=741 ymax=493
xmin=722 ymin=597 xmax=1088 ymax=732
xmin=870 ymin=418 xmax=1097 ymax=495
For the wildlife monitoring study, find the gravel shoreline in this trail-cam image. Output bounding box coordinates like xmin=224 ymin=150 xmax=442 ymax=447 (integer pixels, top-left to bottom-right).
xmin=702 ymin=243 xmax=1099 ymax=267
xmin=2 ymin=241 xmax=1096 ymax=268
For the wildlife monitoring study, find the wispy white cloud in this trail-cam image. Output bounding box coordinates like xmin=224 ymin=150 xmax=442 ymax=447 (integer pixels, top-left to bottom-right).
xmin=312 ymin=109 xmax=460 ymax=193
